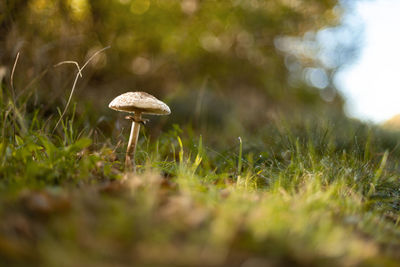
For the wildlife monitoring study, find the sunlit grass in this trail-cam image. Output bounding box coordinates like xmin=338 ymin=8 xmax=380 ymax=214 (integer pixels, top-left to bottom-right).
xmin=1 ymin=66 xmax=400 ymax=266
xmin=1 ymin=113 xmax=400 ymax=266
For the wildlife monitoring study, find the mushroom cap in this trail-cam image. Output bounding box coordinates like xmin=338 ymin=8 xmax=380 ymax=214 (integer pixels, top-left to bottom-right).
xmin=108 ymin=91 xmax=171 ymax=115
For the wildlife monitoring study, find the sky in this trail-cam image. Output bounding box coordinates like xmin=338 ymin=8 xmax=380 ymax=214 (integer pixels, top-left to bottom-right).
xmin=336 ymin=0 xmax=400 ymax=123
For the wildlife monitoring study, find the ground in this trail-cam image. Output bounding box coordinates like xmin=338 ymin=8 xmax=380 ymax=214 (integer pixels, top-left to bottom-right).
xmin=1 ymin=110 xmax=400 ymax=266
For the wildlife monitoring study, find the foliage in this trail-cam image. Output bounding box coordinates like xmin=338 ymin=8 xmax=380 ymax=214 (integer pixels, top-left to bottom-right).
xmin=0 ymin=0 xmax=347 ymax=133
xmin=1 ymin=84 xmax=400 ymax=265
xmin=1 ymin=1 xmax=400 ymax=266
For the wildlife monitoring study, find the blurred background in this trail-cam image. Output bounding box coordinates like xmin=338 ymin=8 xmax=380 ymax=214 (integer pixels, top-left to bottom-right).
xmin=0 ymin=0 xmax=391 ymax=141
xmin=335 ymin=0 xmax=400 ymax=124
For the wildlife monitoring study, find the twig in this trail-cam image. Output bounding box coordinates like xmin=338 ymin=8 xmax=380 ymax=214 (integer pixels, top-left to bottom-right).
xmin=54 ymin=61 xmax=83 ymax=77
xmin=81 ymin=46 xmax=110 ymax=70
xmin=52 ymin=46 xmax=110 ymax=133
xmin=10 ymin=52 xmax=20 ymax=142
xmin=10 ymin=52 xmax=20 ymax=103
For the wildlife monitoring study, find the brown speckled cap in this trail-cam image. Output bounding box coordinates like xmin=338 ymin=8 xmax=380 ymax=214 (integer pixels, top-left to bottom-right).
xmin=109 ymin=91 xmax=171 ymax=115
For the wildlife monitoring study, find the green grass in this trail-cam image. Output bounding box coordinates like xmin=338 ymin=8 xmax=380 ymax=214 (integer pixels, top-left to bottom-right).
xmin=2 ymin=79 xmax=400 ymax=266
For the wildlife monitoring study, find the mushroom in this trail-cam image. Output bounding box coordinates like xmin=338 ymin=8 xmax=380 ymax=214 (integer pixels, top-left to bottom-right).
xmin=109 ymin=91 xmax=171 ymax=171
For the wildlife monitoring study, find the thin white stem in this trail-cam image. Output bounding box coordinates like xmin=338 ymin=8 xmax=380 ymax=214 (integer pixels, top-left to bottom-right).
xmin=125 ymin=112 xmax=142 ymax=171
xmin=54 ymin=61 xmax=83 ymax=77
xmin=52 ymin=46 xmax=110 ymax=133
xmin=10 ymin=52 xmax=20 ymax=103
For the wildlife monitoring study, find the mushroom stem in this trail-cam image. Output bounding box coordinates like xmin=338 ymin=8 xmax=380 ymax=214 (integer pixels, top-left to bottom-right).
xmin=125 ymin=112 xmax=142 ymax=171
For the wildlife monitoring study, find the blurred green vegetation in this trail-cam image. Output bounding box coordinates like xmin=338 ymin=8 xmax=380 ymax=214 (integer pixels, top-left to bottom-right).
xmin=1 ymin=0 xmax=346 ymax=137
xmin=2 ymin=0 xmax=400 ymax=266
xmin=2 ymin=107 xmax=400 ymax=265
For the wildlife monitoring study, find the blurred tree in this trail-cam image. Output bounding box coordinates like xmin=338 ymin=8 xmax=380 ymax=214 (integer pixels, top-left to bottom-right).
xmin=0 ymin=0 xmax=355 ymax=133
